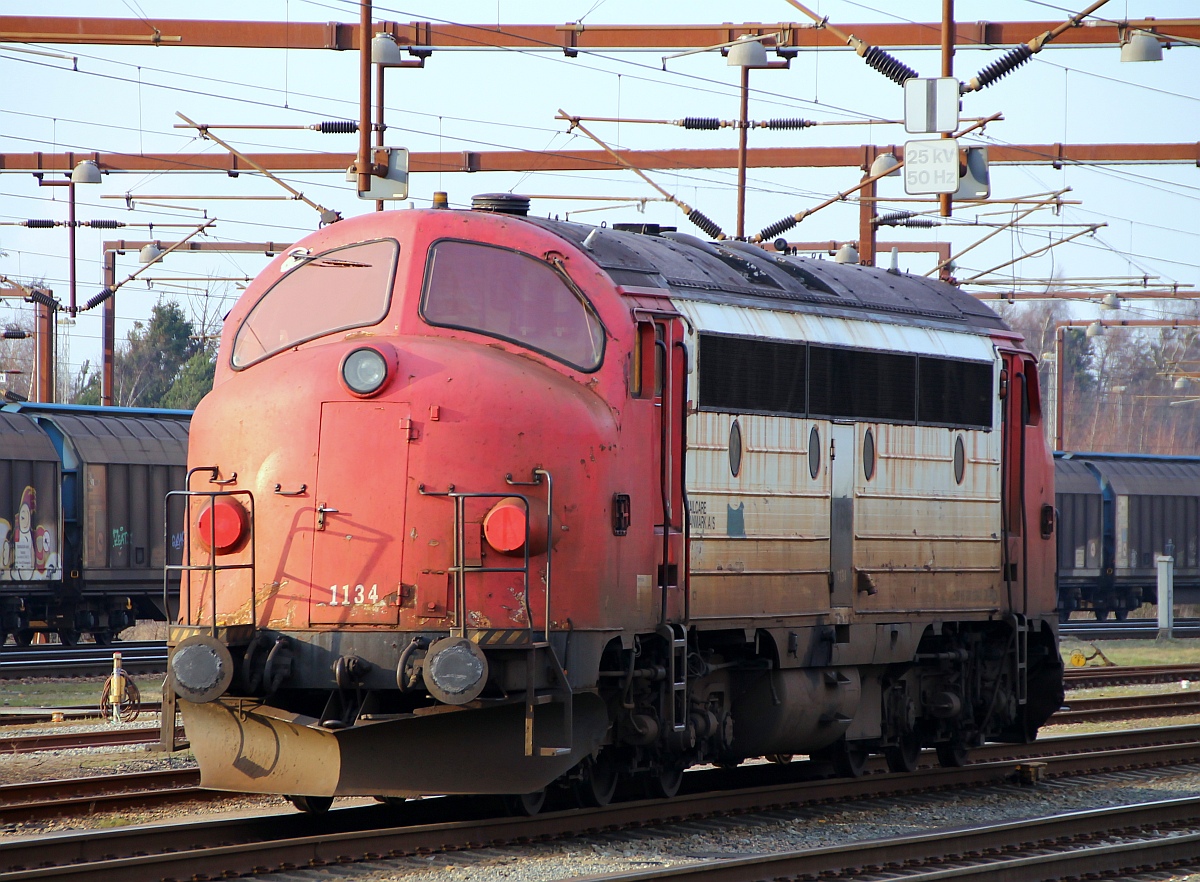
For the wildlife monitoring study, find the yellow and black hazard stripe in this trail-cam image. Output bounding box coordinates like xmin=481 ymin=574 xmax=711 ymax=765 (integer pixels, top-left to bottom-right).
xmin=469 ymin=629 xmax=535 ymax=646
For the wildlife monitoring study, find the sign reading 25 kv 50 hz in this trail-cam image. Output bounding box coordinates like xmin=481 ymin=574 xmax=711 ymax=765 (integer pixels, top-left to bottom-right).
xmin=903 ymin=138 xmax=960 ymax=195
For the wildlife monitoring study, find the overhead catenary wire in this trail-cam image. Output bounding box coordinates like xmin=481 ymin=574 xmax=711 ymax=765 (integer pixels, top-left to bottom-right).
xmin=780 ymin=0 xmax=921 ymax=85
xmin=175 ymin=112 xmax=342 ymax=225
xmin=962 ymin=0 xmax=1113 ymax=92
xmin=751 ymin=112 xmax=1002 ymax=243
xmin=82 ymin=217 xmax=217 ymax=311
xmin=557 ymin=110 xmax=726 ymax=240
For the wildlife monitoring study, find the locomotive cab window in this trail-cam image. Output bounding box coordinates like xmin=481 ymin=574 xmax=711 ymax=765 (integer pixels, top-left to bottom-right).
xmin=231 ymin=238 xmax=398 ymax=369
xmin=422 ymin=239 xmax=606 ymax=372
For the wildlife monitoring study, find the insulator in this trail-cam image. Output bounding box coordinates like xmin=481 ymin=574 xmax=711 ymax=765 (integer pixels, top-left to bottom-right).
xmin=875 ymin=210 xmax=918 ymax=227
xmin=860 ymin=45 xmax=919 ymax=86
xmin=902 ymin=218 xmax=938 ymax=228
xmin=86 ymin=219 xmax=123 ymax=229
xmin=682 ymin=117 xmax=721 ymax=130
xmin=316 ymin=120 xmax=358 ymax=134
xmin=757 ymin=215 xmax=799 ymax=241
xmin=972 ymin=43 xmax=1034 ymax=90
xmin=686 ymin=209 xmax=723 ymax=240
xmin=3 ymin=327 xmax=27 ymax=339
xmin=765 ymin=118 xmax=814 ymax=130
xmin=84 ymin=288 xmax=114 ymax=311
xmin=24 ymin=219 xmax=56 ymax=228
xmin=25 ymin=289 xmax=59 ymax=309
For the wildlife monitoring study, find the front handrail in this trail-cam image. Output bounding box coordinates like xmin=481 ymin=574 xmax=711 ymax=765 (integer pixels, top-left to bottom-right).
xmin=164 ymin=467 xmax=256 ymax=637
xmin=507 ymin=469 xmax=554 ymax=643
xmin=419 ymin=470 xmax=553 ymax=642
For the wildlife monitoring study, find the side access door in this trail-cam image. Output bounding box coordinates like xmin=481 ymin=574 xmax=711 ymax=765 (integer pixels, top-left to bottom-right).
xmin=828 ymin=421 xmax=856 ymax=610
xmin=308 ymin=402 xmax=408 ymax=625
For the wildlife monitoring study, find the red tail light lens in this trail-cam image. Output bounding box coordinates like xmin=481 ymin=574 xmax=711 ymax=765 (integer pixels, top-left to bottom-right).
xmin=196 ymin=498 xmax=249 ymax=554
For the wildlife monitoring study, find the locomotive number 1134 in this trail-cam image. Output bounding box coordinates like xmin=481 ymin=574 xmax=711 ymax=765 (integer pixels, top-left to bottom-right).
xmin=328 ymin=584 xmax=380 ymax=606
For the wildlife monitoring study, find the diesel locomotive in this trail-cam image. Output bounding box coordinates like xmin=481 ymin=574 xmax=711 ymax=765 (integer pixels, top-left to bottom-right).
xmin=167 ymin=195 xmax=1063 ymax=812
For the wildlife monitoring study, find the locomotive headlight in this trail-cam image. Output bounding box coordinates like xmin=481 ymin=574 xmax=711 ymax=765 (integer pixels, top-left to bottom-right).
xmin=196 ymin=497 xmax=250 ymax=554
xmin=422 ymin=636 xmax=489 ymax=705
xmin=341 ymin=347 xmax=389 ymax=396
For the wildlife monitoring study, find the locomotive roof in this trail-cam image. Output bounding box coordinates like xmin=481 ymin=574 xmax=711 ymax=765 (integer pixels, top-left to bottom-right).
xmin=525 ymin=217 xmax=1009 ymax=337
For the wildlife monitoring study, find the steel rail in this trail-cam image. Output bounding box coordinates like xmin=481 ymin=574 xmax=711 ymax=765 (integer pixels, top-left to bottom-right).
xmin=5 ymin=726 xmax=1200 ymax=881
xmin=0 ymin=727 xmax=178 ymax=754
xmin=0 ymin=769 xmax=206 ymax=823
xmin=0 ymin=643 xmax=167 ymax=679
xmin=1054 ymin=691 xmax=1200 ymax=724
xmin=560 ymin=798 xmax=1200 ymax=882
xmin=1065 ymin=664 xmax=1200 ymax=689
xmin=0 ymin=702 xmax=163 ymax=726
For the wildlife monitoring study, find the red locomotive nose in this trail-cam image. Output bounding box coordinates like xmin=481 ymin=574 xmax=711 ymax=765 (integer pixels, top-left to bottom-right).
xmin=483 ymin=496 xmax=549 ymax=557
xmin=196 ymin=498 xmax=250 ymax=553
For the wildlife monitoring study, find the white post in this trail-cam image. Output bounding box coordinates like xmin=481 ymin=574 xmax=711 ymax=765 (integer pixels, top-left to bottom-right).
xmin=1157 ymin=554 xmax=1175 ymax=640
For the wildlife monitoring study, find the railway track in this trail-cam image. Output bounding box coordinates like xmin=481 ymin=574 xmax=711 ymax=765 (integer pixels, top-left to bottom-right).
xmin=1055 ymin=690 xmax=1200 ymax=724
xmin=0 ymin=769 xmax=208 ymax=823
xmin=580 ymin=796 xmax=1200 ymax=882
xmin=0 ymin=702 xmax=163 ymax=726
xmin=0 ymin=642 xmax=167 ymax=678
xmin=1064 ymin=662 xmax=1200 ymax=688
xmin=0 ymin=726 xmax=178 ymax=754
xmin=5 ymin=725 xmax=1200 ymax=881
xmin=1061 ymin=617 xmax=1200 ymax=641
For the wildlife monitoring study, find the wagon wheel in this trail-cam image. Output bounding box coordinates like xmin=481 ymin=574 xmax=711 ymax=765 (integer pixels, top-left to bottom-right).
xmin=92 ymin=630 xmax=113 ymax=646
xmin=644 ymin=763 xmax=684 ymax=799
xmin=1114 ymin=607 xmax=1129 ymax=621
xmin=765 ymin=754 xmax=794 ymax=765
xmin=1093 ymin=608 xmax=1110 ymax=622
xmin=884 ymin=732 xmax=921 ymax=774
xmin=815 ymin=737 xmax=869 ymax=778
xmin=504 ymin=789 xmax=547 ymax=816
xmin=15 ymin=630 xmax=34 ymax=646
xmin=935 ymin=741 xmax=969 ymax=768
xmin=286 ymin=795 xmax=333 ymax=814
xmin=57 ymin=629 xmax=81 ymax=646
xmin=573 ymin=752 xmax=619 ymax=808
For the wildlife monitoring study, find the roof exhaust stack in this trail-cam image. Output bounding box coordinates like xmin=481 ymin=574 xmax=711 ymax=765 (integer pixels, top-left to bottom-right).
xmin=471 ymin=193 xmax=530 ymax=216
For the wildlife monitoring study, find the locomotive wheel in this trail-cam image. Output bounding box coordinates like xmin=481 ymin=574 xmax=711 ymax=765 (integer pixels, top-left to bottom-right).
xmin=286 ymin=795 xmax=333 ymax=814
xmin=645 ymin=763 xmax=684 ymax=799
xmin=504 ymin=789 xmax=547 ymax=816
xmin=884 ymin=733 xmax=921 ymax=774
xmin=935 ymin=741 xmax=969 ymax=768
xmin=573 ymin=753 xmax=619 ymax=808
xmin=815 ymin=738 xmax=868 ymax=778
xmin=57 ymin=629 xmax=81 ymax=647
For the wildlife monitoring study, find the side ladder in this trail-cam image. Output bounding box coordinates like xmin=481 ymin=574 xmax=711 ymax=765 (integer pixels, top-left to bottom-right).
xmin=524 ymin=642 xmax=573 ymax=757
xmin=657 ymin=622 xmax=688 ymax=734
xmin=1012 ymin=613 xmax=1029 ymax=705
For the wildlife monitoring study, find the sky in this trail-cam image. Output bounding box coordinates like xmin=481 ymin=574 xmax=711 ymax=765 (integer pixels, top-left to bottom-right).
xmin=1 ymin=0 xmax=1197 ymax=389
